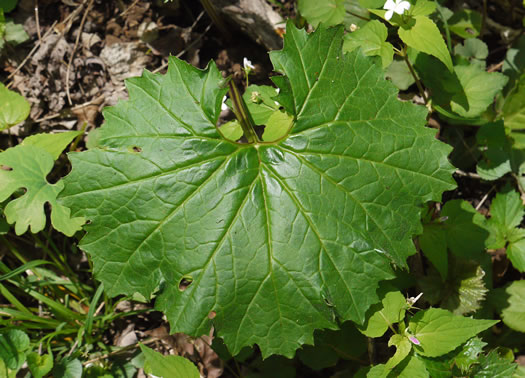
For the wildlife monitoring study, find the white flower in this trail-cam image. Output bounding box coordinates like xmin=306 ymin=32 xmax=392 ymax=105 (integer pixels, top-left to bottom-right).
xmin=221 ymin=95 xmax=228 ymax=111
xmin=243 ymin=57 xmax=255 ymax=70
xmin=383 ymin=0 xmax=411 ymax=20
xmin=407 ymin=292 xmax=423 ymax=307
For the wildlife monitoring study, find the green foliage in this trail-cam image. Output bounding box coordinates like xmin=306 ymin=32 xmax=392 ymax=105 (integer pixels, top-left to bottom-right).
xmin=297 ymin=322 xmax=366 ymax=370
xmin=419 ymin=259 xmax=488 ymax=315
xmin=419 ymin=200 xmax=487 ymax=279
xmin=0 ymin=132 xmax=85 ymax=235
xmin=27 ymin=351 xmax=54 ymax=378
xmin=60 ymin=22 xmax=455 ymax=357
xmin=4 ymin=0 xmax=525 ymax=374
xmin=415 ymin=54 xmax=507 ymax=118
xmin=297 ymin=0 xmax=345 ymax=27
xmin=357 ymin=286 xmax=406 ymax=337
xmin=0 ymin=329 xmax=30 ymax=376
xmin=447 ymin=9 xmax=482 ymax=39
xmin=408 ymin=308 xmax=497 ymax=357
xmin=140 ymin=344 xmax=200 ymax=378
xmin=0 ymin=0 xmax=19 ymax=13
xmin=343 ymin=20 xmax=393 ymax=68
xmin=499 ymin=280 xmax=525 ymax=333
xmin=0 ymin=6 xmax=28 ymax=52
xmin=485 ymin=188 xmax=525 ymax=271
xmin=0 ymin=82 xmax=30 ymax=130
xmin=398 ymin=15 xmax=453 ymax=72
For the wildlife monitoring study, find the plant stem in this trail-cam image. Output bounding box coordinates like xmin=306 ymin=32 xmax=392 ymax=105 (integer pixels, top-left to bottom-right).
xmin=228 ymin=81 xmax=260 ymax=144
xmin=346 ymin=10 xmax=370 ymax=22
xmin=436 ymin=5 xmax=452 ymax=54
xmin=400 ymin=46 xmax=428 ymax=104
xmin=199 ymin=0 xmax=231 ymax=40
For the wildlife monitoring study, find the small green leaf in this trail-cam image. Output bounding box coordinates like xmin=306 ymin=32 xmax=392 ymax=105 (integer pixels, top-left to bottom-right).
xmin=454 ymin=337 xmax=487 ymax=373
xmin=419 ymin=259 xmax=488 ymax=316
xmin=487 ymin=189 xmax=523 ymax=237
xmin=0 ymin=144 xmax=85 ymax=236
xmin=385 ymin=58 xmax=415 ymax=90
xmin=470 ymin=348 xmax=518 ymax=377
xmin=410 ymin=0 xmax=437 ymax=17
xmin=502 ymin=74 xmax=525 ymax=131
xmin=368 ymin=354 xmax=430 ymax=378
xmin=140 ymin=344 xmax=199 ymax=378
xmin=448 ymin=9 xmax=482 ymax=39
xmin=0 ymin=83 xmax=30 ymax=130
xmin=52 ymin=358 xmax=82 ymax=378
xmin=454 ymin=39 xmax=488 ymax=61
xmin=27 ymin=352 xmax=54 ymax=378
xmin=398 ymin=16 xmax=453 ymax=72
xmin=484 ymin=188 xmax=525 ymax=271
xmin=358 ymin=287 xmax=406 ymax=337
xmin=476 ymin=122 xmax=513 ymax=181
xmin=419 ymin=200 xmax=488 ymax=277
xmin=409 ymin=308 xmax=498 ymax=357
xmin=507 ymin=237 xmax=525 ymax=272
xmin=385 ymin=334 xmax=412 ymax=371
xmin=415 ymin=55 xmax=508 ymax=118
xmin=0 ymin=329 xmax=29 ymax=372
xmin=22 ymin=131 xmax=82 ymax=160
xmin=262 ymin=110 xmax=293 ymax=142
xmin=3 ymin=20 xmax=28 ymax=45
xmin=219 ymin=120 xmax=243 ymax=142
xmin=298 ymin=0 xmax=345 ymax=27
xmin=500 ymin=280 xmax=525 ymax=333
xmin=343 ymin=20 xmax=394 ymax=68
xmin=243 ymin=84 xmax=280 ymax=125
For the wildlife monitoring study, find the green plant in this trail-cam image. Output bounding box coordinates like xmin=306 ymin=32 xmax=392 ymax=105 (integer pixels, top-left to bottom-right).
xmin=3 ymin=0 xmax=525 ymax=375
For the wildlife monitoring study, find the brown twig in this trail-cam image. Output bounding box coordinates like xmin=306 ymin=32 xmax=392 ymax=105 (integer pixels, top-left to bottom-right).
xmin=65 ymin=0 xmax=95 ymax=106
xmin=119 ymin=0 xmax=141 ymax=17
xmin=488 ymin=61 xmax=504 ymax=72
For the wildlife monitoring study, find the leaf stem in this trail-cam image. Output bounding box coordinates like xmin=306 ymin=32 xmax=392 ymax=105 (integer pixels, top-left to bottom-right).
xmin=400 ymin=46 xmax=428 ymax=104
xmin=345 ymin=10 xmax=370 ymax=22
xmin=436 ymin=5 xmax=452 ymax=54
xmin=228 ymin=80 xmax=260 ymax=144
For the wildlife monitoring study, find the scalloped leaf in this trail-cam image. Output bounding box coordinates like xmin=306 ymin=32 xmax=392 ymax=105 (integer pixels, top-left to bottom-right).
xmin=59 ymin=23 xmax=455 ymax=357
xmin=0 ymin=133 xmax=85 ymax=236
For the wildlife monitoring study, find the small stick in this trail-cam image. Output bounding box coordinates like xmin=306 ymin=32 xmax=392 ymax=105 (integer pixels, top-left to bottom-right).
xmin=65 ymin=0 xmax=95 ymax=106
xmin=119 ymin=0 xmax=140 ymax=17
xmin=455 ymin=169 xmax=482 ymax=180
xmin=35 ymin=0 xmax=42 ymax=42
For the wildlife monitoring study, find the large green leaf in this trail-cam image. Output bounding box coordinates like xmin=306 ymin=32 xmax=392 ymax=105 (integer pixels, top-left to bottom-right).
xmin=409 ymin=308 xmax=497 ymax=357
xmin=60 ymin=23 xmax=455 ymax=357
